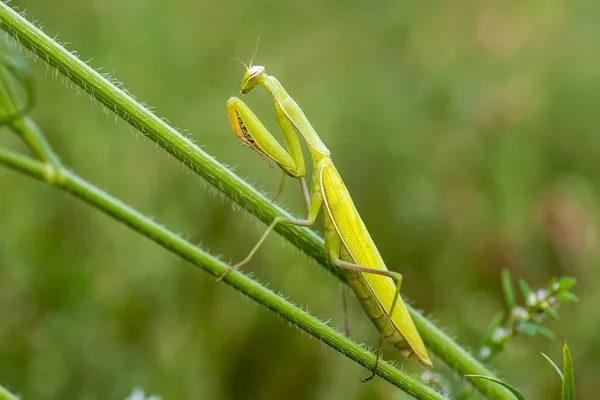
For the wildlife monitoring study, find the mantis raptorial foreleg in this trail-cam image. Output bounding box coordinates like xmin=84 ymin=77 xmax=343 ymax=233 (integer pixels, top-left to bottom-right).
xmin=220 ymin=49 xmax=433 ymax=380
xmin=272 ymin=173 xmax=287 ymax=203
xmin=226 ymin=94 xmax=311 ymax=203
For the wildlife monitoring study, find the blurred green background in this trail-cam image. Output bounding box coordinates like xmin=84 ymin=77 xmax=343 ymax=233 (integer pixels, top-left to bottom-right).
xmin=1 ymin=0 xmax=598 ymax=399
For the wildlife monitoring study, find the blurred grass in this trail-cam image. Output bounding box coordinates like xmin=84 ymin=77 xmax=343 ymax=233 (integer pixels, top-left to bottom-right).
xmin=1 ymin=0 xmax=598 ymax=399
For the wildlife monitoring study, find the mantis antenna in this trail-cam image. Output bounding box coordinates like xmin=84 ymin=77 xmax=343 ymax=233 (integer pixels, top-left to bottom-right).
xmin=248 ymin=38 xmax=260 ymax=68
xmin=212 ymin=51 xmax=248 ymax=70
xmin=212 ymin=37 xmax=260 ymax=70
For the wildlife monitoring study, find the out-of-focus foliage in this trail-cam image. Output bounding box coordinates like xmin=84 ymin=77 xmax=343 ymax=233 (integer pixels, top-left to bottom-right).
xmin=470 ymin=340 xmax=577 ymax=400
xmin=0 ymin=0 xmax=597 ymax=399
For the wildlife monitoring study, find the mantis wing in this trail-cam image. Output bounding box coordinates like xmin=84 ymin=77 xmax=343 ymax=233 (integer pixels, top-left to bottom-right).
xmin=320 ymin=158 xmax=432 ymax=366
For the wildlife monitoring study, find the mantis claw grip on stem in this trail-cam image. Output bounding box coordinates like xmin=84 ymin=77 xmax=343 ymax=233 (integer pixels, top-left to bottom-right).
xmin=219 ymin=46 xmax=433 ymax=379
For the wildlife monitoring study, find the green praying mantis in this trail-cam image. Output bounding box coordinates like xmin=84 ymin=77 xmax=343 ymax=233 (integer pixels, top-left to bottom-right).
xmin=217 ymin=46 xmax=433 ymax=381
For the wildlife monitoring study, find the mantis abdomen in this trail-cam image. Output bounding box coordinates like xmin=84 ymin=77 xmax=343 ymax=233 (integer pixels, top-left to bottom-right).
xmin=321 ymin=159 xmax=431 ymax=366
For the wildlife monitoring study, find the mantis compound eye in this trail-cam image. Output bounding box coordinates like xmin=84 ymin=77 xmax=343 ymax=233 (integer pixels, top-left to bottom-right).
xmin=248 ymin=65 xmax=265 ymax=79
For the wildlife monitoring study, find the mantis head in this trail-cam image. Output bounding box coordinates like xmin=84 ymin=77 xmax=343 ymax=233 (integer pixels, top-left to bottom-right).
xmin=239 ymin=65 xmax=265 ymax=96
xmin=236 ymin=38 xmax=263 ymax=96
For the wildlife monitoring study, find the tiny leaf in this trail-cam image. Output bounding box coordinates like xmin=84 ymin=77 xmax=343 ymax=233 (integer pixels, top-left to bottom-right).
xmin=519 ymin=279 xmax=533 ymax=302
xmin=535 ymin=325 xmax=555 ymax=340
xmin=517 ymin=321 xmax=539 ymax=336
xmin=556 ymin=292 xmax=579 ymax=304
xmin=544 ymin=307 xmax=560 ymax=320
xmin=502 ymin=269 xmax=516 ymax=309
xmin=558 ymin=277 xmax=577 ymax=291
xmin=542 ymin=352 xmax=563 ymax=380
xmin=465 ymin=375 xmax=527 ymax=400
xmin=562 ymin=340 xmax=575 ymax=400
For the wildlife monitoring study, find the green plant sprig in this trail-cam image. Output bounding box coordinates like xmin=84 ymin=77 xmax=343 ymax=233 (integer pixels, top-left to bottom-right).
xmin=480 ymin=270 xmax=578 ymax=362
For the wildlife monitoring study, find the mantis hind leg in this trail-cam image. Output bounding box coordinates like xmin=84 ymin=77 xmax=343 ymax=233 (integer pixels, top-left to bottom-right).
xmin=271 ymin=176 xmax=311 ymax=215
xmin=334 ymin=259 xmax=403 ymax=382
xmin=340 ymin=282 xmax=351 ymax=337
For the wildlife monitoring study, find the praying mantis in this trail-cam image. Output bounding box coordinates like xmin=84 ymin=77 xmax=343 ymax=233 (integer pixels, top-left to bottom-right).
xmin=217 ymin=47 xmax=433 ymax=381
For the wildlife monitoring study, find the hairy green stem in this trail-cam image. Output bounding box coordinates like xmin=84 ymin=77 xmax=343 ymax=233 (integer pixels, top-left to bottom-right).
xmin=0 ymin=3 xmax=515 ymax=399
xmin=0 ymin=148 xmax=444 ymax=400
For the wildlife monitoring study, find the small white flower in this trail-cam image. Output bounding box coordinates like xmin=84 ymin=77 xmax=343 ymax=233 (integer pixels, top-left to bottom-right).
xmin=537 ymin=289 xmax=548 ymax=302
xmin=421 ymin=371 xmax=433 ymax=382
xmin=512 ymin=306 xmax=529 ymax=320
xmin=125 ymin=387 xmax=162 ymax=400
xmin=492 ymin=327 xmax=507 ymax=342
xmin=527 ymin=292 xmax=538 ymax=306
xmin=480 ymin=346 xmax=492 ymax=359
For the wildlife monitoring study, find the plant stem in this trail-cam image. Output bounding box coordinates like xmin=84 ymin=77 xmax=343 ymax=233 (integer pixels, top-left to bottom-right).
xmin=0 ymin=384 xmax=19 ymax=400
xmin=0 ymin=59 xmax=63 ymax=182
xmin=0 ymin=148 xmax=444 ymax=400
xmin=0 ymin=4 xmax=516 ymax=399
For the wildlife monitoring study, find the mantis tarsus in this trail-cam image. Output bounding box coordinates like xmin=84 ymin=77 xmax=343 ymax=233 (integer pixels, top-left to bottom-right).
xmin=218 ymin=47 xmax=433 ymax=381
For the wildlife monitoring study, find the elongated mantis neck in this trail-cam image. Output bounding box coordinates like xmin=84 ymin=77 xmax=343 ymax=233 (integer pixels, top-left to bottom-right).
xmin=258 ymin=73 xmax=331 ymax=163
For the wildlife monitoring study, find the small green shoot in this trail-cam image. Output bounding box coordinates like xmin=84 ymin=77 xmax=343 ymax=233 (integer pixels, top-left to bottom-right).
xmin=465 ymin=375 xmax=526 ymax=400
xmin=480 ymin=271 xmax=578 ymax=361
xmin=469 ymin=340 xmax=576 ymax=400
